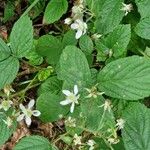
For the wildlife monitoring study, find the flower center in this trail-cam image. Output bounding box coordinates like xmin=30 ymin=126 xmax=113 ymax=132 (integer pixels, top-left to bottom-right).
xmin=26 ymin=109 xmax=33 ymax=117
xmin=68 ymin=94 xmax=76 ymax=102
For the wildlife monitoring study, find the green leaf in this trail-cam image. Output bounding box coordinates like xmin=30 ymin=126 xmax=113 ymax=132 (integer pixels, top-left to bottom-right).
xmin=0 ymin=56 xmax=19 ymax=89
xmin=38 ymin=76 xmax=63 ymax=96
xmin=81 ymin=97 xmax=115 ymax=133
xmin=0 ymin=115 xmax=16 ymax=146
xmin=36 ymin=35 xmax=63 ymax=65
xmin=96 ymin=25 xmax=131 ymax=60
xmin=122 ymin=103 xmax=150 ymax=150
xmin=135 ymin=17 xmax=150 ymax=40
xmin=36 ymin=93 xmax=67 ymax=122
xmin=97 ymin=56 xmax=150 ymax=100
xmin=0 ymin=38 xmax=11 ymax=61
xmin=57 ymin=46 xmax=91 ymax=88
xmin=79 ymin=35 xmax=94 ymax=54
xmin=95 ymin=0 xmax=124 ymax=35
xmin=43 ymin=0 xmax=68 ymax=24
xmin=10 ymin=16 xmax=33 ymax=58
xmin=62 ymin=30 xmax=77 ymax=48
xmin=14 ymin=136 xmax=52 ymax=150
xmin=3 ymin=1 xmax=15 ymax=22
xmin=135 ymin=0 xmax=150 ymax=19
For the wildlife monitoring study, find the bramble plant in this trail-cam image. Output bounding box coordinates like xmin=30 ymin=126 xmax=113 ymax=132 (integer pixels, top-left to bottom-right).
xmin=0 ymin=0 xmax=150 ymax=149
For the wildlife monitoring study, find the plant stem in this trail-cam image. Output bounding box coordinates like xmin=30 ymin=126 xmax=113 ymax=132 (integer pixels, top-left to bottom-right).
xmin=21 ymin=0 xmax=40 ymax=17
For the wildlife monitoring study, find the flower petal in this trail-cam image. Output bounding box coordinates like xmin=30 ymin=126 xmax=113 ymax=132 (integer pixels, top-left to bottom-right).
xmin=19 ymin=104 xmax=26 ymax=111
xmin=17 ymin=114 xmax=25 ymax=122
xmin=28 ymin=99 xmax=35 ymax=109
xmin=75 ymin=30 xmax=82 ymax=39
xmin=60 ymin=99 xmax=71 ymax=105
xmin=25 ymin=116 xmax=32 ymax=126
xmin=32 ymin=110 xmax=41 ymax=117
xmin=62 ymin=90 xmax=71 ymax=96
xmin=70 ymin=102 xmax=75 ymax=113
xmin=74 ymin=85 xmax=78 ymax=95
xmin=71 ymin=23 xmax=79 ymax=29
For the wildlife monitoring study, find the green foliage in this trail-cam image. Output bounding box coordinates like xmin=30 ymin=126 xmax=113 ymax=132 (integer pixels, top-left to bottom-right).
xmin=122 ymin=103 xmax=150 ymax=150
xmin=57 ymin=46 xmax=91 ymax=88
xmin=97 ymin=56 xmax=150 ymax=100
xmin=10 ymin=15 xmax=33 ymax=58
xmin=43 ymin=0 xmax=68 ymax=24
xmin=36 ymin=93 xmax=68 ymax=122
xmin=14 ymin=136 xmax=52 ymax=150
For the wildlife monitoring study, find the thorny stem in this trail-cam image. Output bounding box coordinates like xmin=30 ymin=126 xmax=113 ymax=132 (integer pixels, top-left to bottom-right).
xmin=21 ymin=0 xmax=40 ymax=17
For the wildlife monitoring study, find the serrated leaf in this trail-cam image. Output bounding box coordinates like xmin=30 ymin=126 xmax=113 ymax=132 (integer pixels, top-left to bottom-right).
xmin=43 ymin=0 xmax=68 ymax=24
xmin=95 ymin=0 xmax=124 ymax=35
xmin=96 ymin=25 xmax=131 ymax=60
xmin=97 ymin=56 xmax=150 ymax=100
xmin=38 ymin=76 xmax=63 ymax=96
xmin=122 ymin=103 xmax=150 ymax=150
xmin=0 ymin=38 xmax=11 ymax=61
xmin=36 ymin=35 xmax=63 ymax=65
xmin=36 ymin=93 xmax=67 ymax=122
xmin=135 ymin=17 xmax=150 ymax=40
xmin=0 ymin=115 xmax=16 ymax=146
xmin=14 ymin=136 xmax=52 ymax=150
xmin=0 ymin=56 xmax=19 ymax=89
xmin=10 ymin=16 xmax=33 ymax=58
xmin=135 ymin=0 xmax=150 ymax=19
xmin=57 ymin=46 xmax=91 ymax=88
xmin=62 ymin=30 xmax=77 ymax=48
xmin=79 ymin=35 xmax=93 ymax=54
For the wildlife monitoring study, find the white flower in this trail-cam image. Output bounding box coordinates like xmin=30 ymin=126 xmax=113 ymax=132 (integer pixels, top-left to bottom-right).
xmin=0 ymin=100 xmax=13 ymax=111
xmin=73 ymin=134 xmax=82 ymax=145
xmin=60 ymin=85 xmax=80 ymax=113
xmin=17 ymin=99 xmax=41 ymax=126
xmin=107 ymin=137 xmax=119 ymax=144
xmin=91 ymin=33 xmax=102 ymax=40
xmin=3 ymin=117 xmax=13 ymax=127
xmin=65 ymin=116 xmax=76 ymax=127
xmin=85 ymin=85 xmax=104 ymax=98
xmin=64 ymin=18 xmax=72 ymax=25
xmin=87 ymin=140 xmax=96 ymax=150
xmin=121 ymin=3 xmax=133 ymax=16
xmin=99 ymin=100 xmax=112 ymax=112
xmin=116 ymin=118 xmax=125 ymax=130
xmin=71 ymin=19 xmax=87 ymax=39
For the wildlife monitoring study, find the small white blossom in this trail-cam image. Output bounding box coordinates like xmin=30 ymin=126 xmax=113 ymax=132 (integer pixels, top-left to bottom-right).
xmin=73 ymin=134 xmax=82 ymax=145
xmin=91 ymin=33 xmax=102 ymax=40
xmin=0 ymin=100 xmax=13 ymax=111
xmin=17 ymin=99 xmax=41 ymax=126
xmin=99 ymin=100 xmax=112 ymax=112
xmin=121 ymin=3 xmax=133 ymax=16
xmin=87 ymin=140 xmax=96 ymax=150
xmin=65 ymin=116 xmax=76 ymax=127
xmin=116 ymin=118 xmax=125 ymax=130
xmin=107 ymin=137 xmax=119 ymax=144
xmin=85 ymin=85 xmax=104 ymax=98
xmin=60 ymin=85 xmax=80 ymax=113
xmin=3 ymin=117 xmax=13 ymax=127
xmin=64 ymin=18 xmax=72 ymax=25
xmin=3 ymin=85 xmax=15 ymax=97
xmin=71 ymin=19 xmax=87 ymax=39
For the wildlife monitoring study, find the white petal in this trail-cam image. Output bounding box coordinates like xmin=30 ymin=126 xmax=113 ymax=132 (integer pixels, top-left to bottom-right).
xmin=17 ymin=114 xmax=25 ymax=122
xmin=25 ymin=116 xmax=32 ymax=126
xmin=74 ymin=85 xmax=78 ymax=95
xmin=71 ymin=23 xmax=79 ymax=29
xmin=28 ymin=99 xmax=35 ymax=109
xmin=60 ymin=99 xmax=71 ymax=105
xmin=62 ymin=90 xmax=71 ymax=96
xmin=70 ymin=102 xmax=75 ymax=113
xmin=75 ymin=30 xmax=82 ymax=39
xmin=19 ymin=104 xmax=26 ymax=111
xmin=32 ymin=110 xmax=41 ymax=117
